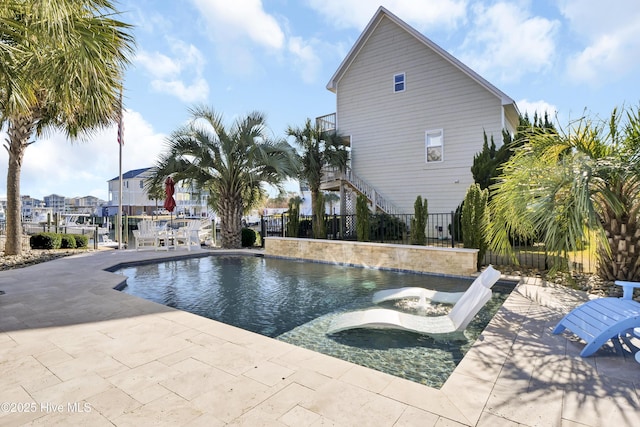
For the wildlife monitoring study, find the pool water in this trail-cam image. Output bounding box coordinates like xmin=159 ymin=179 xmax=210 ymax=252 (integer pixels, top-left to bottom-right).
xmin=117 ymin=255 xmax=512 ymax=388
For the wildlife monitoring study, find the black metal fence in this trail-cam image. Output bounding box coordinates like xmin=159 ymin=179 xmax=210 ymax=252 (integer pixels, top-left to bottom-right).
xmin=262 ymin=212 xmax=456 ymax=246
xmin=260 ymin=212 xmax=597 ymax=273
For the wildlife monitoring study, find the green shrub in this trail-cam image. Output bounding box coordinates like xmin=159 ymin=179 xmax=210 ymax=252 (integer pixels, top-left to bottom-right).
xmin=449 ymin=202 xmax=463 ymax=242
xmin=410 ymin=195 xmax=428 ymax=245
xmin=369 ymin=213 xmax=406 ymax=241
xmin=462 ymin=183 xmax=489 ymax=270
xmin=73 ymin=234 xmax=89 ymax=248
xmin=356 ymin=194 xmax=370 ymax=241
xmin=241 ymin=228 xmax=257 ymax=247
xmin=29 ymin=232 xmax=89 ymax=249
xmin=30 ymin=232 xmax=62 ymax=249
xmin=298 ymin=219 xmax=313 ymax=238
xmin=286 ymin=197 xmax=301 ymax=237
xmin=60 ymin=234 xmax=76 ymax=249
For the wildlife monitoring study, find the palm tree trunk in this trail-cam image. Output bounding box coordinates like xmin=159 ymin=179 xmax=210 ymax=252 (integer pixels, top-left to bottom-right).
xmin=219 ymin=193 xmax=243 ymax=249
xmin=311 ymin=188 xmax=326 ymax=238
xmin=5 ymin=115 xmax=35 ymax=256
xmin=310 ymin=188 xmax=319 ymax=237
xmin=599 ymin=210 xmax=640 ymax=281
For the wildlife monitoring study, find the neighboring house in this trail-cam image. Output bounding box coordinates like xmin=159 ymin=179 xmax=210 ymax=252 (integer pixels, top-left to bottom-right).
xmin=173 ymin=181 xmax=210 ymax=218
xmin=67 ymin=195 xmax=106 ymax=215
xmin=19 ymin=196 xmax=42 ymax=220
xmin=107 ymin=168 xmax=210 ymax=217
xmin=320 ymin=6 xmax=519 ymax=220
xmin=43 ymin=194 xmax=67 ymax=214
xmin=107 ymin=167 xmax=156 ymax=216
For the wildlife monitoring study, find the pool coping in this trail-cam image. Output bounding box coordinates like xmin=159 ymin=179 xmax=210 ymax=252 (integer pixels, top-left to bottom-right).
xmin=0 ymin=247 xmax=638 ymax=425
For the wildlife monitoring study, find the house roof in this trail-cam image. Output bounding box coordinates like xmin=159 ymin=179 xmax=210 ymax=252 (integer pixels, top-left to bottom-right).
xmin=108 ymin=167 xmax=152 ymax=182
xmin=327 ymin=6 xmax=519 ymax=114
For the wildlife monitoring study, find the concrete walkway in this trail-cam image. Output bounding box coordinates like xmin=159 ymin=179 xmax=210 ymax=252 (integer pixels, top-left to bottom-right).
xmin=0 ymin=248 xmax=639 ymax=426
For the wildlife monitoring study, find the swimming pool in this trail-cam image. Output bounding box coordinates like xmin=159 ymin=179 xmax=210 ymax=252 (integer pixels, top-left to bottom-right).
xmin=117 ymin=254 xmax=512 ymax=388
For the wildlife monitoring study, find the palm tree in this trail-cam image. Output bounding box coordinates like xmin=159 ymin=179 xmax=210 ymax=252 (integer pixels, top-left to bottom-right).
xmin=0 ymin=1 xmax=50 ymax=112
xmin=151 ymin=106 xmax=299 ymax=249
xmin=323 ymin=192 xmax=340 ymax=215
xmin=0 ymin=0 xmax=134 ymax=255
xmin=287 ymin=119 xmax=348 ymax=238
xmin=487 ymin=106 xmax=640 ymax=280
xmin=144 ymin=175 xmax=166 ymax=219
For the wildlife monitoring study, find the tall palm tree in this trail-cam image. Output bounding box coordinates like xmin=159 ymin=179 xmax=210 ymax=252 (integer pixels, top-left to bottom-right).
xmin=151 ymin=106 xmax=299 ymax=249
xmin=323 ymin=192 xmax=340 ymax=215
xmin=487 ymin=106 xmax=640 ymax=280
xmin=287 ymin=119 xmax=348 ymax=238
xmin=0 ymin=0 xmax=134 ymax=255
xmin=144 ymin=176 xmax=166 ymax=219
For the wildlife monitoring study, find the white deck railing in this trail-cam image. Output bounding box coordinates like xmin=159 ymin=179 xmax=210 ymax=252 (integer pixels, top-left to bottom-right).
xmin=322 ymin=166 xmax=399 ymax=215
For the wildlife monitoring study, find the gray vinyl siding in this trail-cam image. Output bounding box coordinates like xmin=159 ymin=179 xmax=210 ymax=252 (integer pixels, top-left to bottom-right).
xmin=336 ymin=16 xmax=505 ymax=214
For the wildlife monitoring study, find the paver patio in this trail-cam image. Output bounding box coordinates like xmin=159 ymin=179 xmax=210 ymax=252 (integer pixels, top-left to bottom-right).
xmin=0 ymin=248 xmax=639 ymax=426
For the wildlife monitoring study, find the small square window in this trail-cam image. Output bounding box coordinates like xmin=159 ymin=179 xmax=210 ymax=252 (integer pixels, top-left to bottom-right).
xmin=394 ymin=73 xmax=405 ymax=92
xmin=425 ymin=129 xmax=443 ymax=162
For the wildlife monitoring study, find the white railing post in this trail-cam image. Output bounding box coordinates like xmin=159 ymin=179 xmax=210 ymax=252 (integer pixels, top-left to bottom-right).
xmin=342 ymin=167 xmax=399 ymax=214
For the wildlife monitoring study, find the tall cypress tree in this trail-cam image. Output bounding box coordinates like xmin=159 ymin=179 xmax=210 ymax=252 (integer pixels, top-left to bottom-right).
xmin=410 ymin=195 xmax=428 ymax=245
xmin=356 ymin=194 xmax=370 ymax=242
xmin=462 ymin=184 xmax=489 ymax=270
xmin=470 ymin=132 xmax=497 ymax=191
xmin=471 ymin=113 xmax=557 ymax=192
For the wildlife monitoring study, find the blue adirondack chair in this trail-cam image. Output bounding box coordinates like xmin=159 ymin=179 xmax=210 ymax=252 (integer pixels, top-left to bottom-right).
xmin=553 ymin=281 xmax=640 ymax=357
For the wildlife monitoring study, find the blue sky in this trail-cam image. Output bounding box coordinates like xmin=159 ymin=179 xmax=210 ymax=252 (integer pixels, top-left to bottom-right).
xmin=2 ymin=0 xmax=639 ymax=201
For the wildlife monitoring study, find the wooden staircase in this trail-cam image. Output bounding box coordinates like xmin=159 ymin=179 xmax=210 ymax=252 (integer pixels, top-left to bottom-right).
xmin=321 ymin=166 xmax=399 ymax=215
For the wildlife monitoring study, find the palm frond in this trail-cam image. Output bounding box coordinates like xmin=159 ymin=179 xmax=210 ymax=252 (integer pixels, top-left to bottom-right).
xmin=490 ymin=105 xmax=640 ymax=279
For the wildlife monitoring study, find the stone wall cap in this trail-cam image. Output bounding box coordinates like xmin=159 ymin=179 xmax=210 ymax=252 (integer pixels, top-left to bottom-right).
xmin=266 ymin=237 xmax=478 ymax=253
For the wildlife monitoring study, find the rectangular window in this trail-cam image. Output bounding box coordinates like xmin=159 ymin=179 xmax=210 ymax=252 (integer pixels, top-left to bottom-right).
xmin=425 ymin=129 xmax=443 ymax=162
xmin=394 ymin=73 xmax=405 ymax=92
xmin=140 ymin=180 xmax=144 ymax=189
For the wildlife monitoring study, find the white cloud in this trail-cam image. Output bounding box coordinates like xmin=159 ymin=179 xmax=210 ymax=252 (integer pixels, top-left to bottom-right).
xmin=192 ymin=0 xmax=285 ymax=50
xmin=136 ymin=51 xmax=182 ymax=79
xmin=0 ymin=110 xmax=167 ymax=201
xmin=459 ymin=2 xmax=559 ymax=83
xmin=288 ymin=37 xmax=322 ymax=84
xmin=189 ymin=0 xmax=328 ymax=84
xmin=135 ymin=39 xmax=209 ymax=103
xmin=558 ymin=0 xmax=640 ymax=35
xmin=125 ymin=5 xmax=173 ymax=35
xmin=151 ymin=79 xmax=210 ymax=104
xmin=306 ymin=0 xmax=468 ymax=31
xmin=517 ymin=99 xmax=558 ymax=121
xmin=560 ymin=0 xmax=640 ymax=85
xmin=190 ymin=0 xmax=286 ymax=76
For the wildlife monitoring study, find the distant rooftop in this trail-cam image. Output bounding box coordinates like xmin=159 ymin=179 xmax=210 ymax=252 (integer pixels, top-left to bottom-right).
xmin=108 ymin=167 xmax=152 ymax=182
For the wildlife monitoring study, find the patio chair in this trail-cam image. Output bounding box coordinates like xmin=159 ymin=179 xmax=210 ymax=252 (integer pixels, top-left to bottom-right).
xmin=175 ymin=221 xmax=201 ymax=251
xmin=327 ymin=266 xmax=500 ymax=337
xmin=372 ymin=265 xmax=501 ymax=305
xmin=552 ymin=281 xmax=640 ymax=357
xmin=132 ymin=220 xmax=159 ymax=251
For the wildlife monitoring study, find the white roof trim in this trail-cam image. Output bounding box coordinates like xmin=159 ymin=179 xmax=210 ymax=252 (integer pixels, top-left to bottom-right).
xmin=327 ymin=6 xmax=517 ymax=109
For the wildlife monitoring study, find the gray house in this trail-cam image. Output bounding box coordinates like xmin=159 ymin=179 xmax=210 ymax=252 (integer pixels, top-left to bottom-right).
xmin=320 ymin=6 xmax=519 ymax=218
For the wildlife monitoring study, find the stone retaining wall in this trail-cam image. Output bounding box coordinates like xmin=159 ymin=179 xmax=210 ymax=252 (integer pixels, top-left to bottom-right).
xmin=264 ymin=237 xmax=478 ymax=276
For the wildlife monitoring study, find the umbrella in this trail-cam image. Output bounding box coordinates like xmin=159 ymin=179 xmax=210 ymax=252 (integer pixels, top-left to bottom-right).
xmin=163 ymin=176 xmax=176 ymax=228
